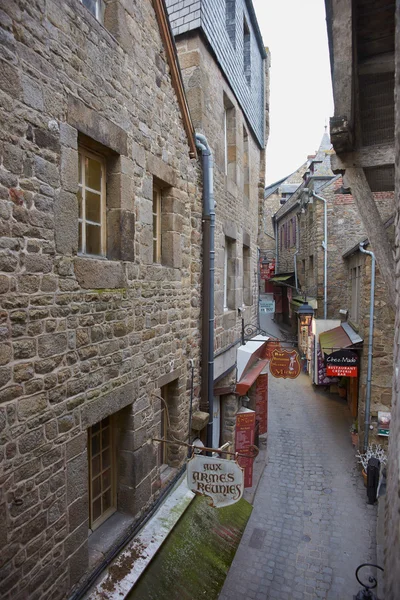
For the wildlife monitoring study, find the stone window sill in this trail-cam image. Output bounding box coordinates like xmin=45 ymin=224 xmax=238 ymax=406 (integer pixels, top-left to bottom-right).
xmin=88 ymin=511 xmax=135 ymax=569
xmin=74 ymin=256 xmax=126 ymax=289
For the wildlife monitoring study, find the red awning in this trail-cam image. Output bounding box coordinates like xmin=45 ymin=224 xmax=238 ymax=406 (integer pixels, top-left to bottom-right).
xmin=236 ymin=359 xmax=269 ymax=396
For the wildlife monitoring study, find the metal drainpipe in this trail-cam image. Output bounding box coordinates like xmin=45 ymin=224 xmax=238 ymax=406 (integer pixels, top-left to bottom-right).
xmin=294 ymin=250 xmax=299 ymax=292
xmin=274 ymin=217 xmax=279 ymax=271
xmin=195 ymin=133 xmax=215 ymax=450
xmin=359 ymin=243 xmax=376 ymax=451
xmin=312 ymin=192 xmax=328 ymax=319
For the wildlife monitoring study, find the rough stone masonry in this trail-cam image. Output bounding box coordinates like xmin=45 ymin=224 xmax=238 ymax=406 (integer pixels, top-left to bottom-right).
xmin=0 ymin=1 xmax=203 ymax=599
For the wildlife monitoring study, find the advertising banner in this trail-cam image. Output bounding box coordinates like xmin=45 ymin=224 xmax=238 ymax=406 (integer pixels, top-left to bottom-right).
xmin=235 ymin=409 xmax=256 ymax=488
xmin=255 ymin=373 xmax=268 ymax=434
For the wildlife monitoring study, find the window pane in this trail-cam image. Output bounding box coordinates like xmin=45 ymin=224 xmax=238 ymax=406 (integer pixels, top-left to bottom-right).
xmin=91 ymin=433 xmax=100 ymax=456
xmin=78 ymin=221 xmax=82 ymax=253
xmin=102 ymin=448 xmax=110 ymax=470
xmin=78 ymin=155 xmax=82 ymax=184
xmin=85 ymin=156 xmax=102 ymax=191
xmin=92 ymin=422 xmax=100 ymax=434
xmin=153 ymin=240 xmax=157 ymax=262
xmin=86 ymin=190 xmax=101 ymax=223
xmin=82 ymin=0 xmax=98 ymax=19
xmin=92 ymin=475 xmax=101 ymax=498
xmin=86 ymin=224 xmax=101 ymax=255
xmin=93 ymin=497 xmax=102 ymax=522
xmin=102 ymin=427 xmax=110 ymax=448
xmin=92 ymin=454 xmax=101 ymax=477
xmin=103 ymin=468 xmax=111 ymax=490
xmin=103 ymin=489 xmax=111 ymax=512
xmin=78 ymin=187 xmax=83 ymax=218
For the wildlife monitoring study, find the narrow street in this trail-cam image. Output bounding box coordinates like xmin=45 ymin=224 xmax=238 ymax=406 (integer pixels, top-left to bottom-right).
xmin=219 ymin=371 xmax=377 ymax=600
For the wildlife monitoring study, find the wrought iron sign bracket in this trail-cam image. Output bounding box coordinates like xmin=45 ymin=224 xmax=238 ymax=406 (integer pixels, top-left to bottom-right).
xmin=241 ymin=320 xmax=297 ymax=346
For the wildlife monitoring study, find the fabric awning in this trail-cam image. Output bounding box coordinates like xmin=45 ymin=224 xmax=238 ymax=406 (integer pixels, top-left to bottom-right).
xmin=236 ymin=359 xmax=269 ymax=396
xmin=269 ymin=274 xmax=294 ymax=282
xmin=319 ymin=325 xmax=363 ymax=356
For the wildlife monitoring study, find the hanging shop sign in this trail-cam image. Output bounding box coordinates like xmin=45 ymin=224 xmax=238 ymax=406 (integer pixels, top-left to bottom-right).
xmin=235 ymin=408 xmax=256 ymax=488
xmin=263 ymin=339 xmax=281 ymax=361
xmin=259 ymin=297 xmax=275 ymax=314
xmin=325 ymin=349 xmax=358 ymax=377
xmin=187 ymin=455 xmax=244 ymax=508
xmin=377 ymin=411 xmax=391 ymax=437
xmin=269 ymin=349 xmax=301 ymax=379
xmin=255 ymin=373 xmax=268 ymax=435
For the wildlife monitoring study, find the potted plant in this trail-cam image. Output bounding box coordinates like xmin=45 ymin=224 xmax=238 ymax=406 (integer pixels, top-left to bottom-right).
xmin=350 ymin=420 xmax=358 ymax=447
xmin=356 ymin=444 xmax=387 ymax=486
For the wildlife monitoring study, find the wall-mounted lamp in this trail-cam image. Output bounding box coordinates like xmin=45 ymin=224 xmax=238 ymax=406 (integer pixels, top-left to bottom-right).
xmin=297 ymin=301 xmax=314 ymax=326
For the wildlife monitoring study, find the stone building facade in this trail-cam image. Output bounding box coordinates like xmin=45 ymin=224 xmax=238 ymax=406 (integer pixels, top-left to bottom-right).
xmin=343 ymin=229 xmax=395 ymax=449
xmin=166 ymin=0 xmax=269 ymax=448
xmin=273 ymin=133 xmax=395 ymax=450
xmin=0 ymin=1 xmax=202 ymax=599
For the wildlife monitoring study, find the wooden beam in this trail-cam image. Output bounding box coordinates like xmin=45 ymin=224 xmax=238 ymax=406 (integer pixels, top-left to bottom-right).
xmin=358 ymin=52 xmax=395 ymax=75
xmin=345 ymin=167 xmax=396 ymax=304
xmin=330 ymin=0 xmax=353 ymax=120
xmin=331 ymin=143 xmax=395 ymax=172
xmin=152 ymin=0 xmax=197 ymax=159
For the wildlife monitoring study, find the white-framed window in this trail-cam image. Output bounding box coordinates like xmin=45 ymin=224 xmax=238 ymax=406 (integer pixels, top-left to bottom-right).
xmin=80 ymin=0 xmax=105 ymax=23
xmin=78 ymin=147 xmax=106 ymax=257
xmin=153 ymin=185 xmax=162 ymax=263
xmin=88 ymin=416 xmax=116 ymax=530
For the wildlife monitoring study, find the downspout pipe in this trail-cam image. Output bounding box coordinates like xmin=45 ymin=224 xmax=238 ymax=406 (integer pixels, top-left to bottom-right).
xmin=195 ymin=133 xmax=215 ymax=450
xmin=312 ymin=192 xmax=328 ymax=319
xmin=359 ymin=243 xmax=376 ymax=451
xmin=274 ymin=217 xmax=279 ymax=272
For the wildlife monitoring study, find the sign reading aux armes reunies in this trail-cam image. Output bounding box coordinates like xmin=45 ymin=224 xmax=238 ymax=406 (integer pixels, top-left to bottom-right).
xmin=187 ymin=455 xmax=244 ymax=508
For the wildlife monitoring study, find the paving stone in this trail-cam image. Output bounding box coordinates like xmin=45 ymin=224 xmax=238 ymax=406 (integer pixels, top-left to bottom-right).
xmin=218 ymin=372 xmax=377 ymax=600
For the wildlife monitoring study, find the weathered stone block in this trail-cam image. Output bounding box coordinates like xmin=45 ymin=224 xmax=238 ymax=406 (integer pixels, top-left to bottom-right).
xmin=38 ymin=333 xmax=67 ymax=358
xmin=19 ymin=433 xmax=44 ymax=462
xmin=66 ymin=453 xmax=87 ymax=504
xmin=74 ymin=257 xmax=126 ymax=289
xmin=18 ymin=393 xmax=47 ymax=420
xmin=67 ymin=95 xmax=128 ymax=156
xmin=60 ymin=147 xmax=78 ymax=194
xmin=54 ymin=190 xmax=79 ymax=256
xmin=191 ymin=410 xmax=209 ymax=431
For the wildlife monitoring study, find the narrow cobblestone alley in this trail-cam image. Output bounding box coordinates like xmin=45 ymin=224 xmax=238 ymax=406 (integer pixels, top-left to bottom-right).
xmin=219 ymin=370 xmax=377 ymax=600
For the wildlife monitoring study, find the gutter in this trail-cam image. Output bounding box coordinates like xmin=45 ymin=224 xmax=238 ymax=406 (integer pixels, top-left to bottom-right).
xmin=359 ymin=243 xmax=376 ymax=451
xmin=195 ymin=133 xmax=215 ymax=450
xmin=312 ymin=192 xmax=328 ymax=319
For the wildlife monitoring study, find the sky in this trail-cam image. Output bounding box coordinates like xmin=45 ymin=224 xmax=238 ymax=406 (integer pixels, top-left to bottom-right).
xmin=252 ymin=0 xmax=334 ymax=185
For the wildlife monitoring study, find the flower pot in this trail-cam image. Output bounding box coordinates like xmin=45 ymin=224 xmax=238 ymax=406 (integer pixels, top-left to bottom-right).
xmin=351 ymin=432 xmax=359 ymax=447
xmin=362 ymin=469 xmax=367 ymax=487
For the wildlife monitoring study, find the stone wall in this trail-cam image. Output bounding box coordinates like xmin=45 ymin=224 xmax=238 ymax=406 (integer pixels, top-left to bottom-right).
xmin=175 ymin=32 xmax=266 ymax=356
xmin=280 ymin=176 xmax=395 ymax=318
xmin=0 ymin=1 xmax=202 ymax=598
xmin=166 ymin=0 xmax=266 ymax=147
xmin=354 ymin=239 xmax=395 ymax=449
xmin=385 ymin=4 xmax=400 ymax=596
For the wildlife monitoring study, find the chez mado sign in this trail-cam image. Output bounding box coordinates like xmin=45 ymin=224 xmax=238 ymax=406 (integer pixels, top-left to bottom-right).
xmin=325 ymin=349 xmax=359 ymax=377
xmin=187 ymin=455 xmax=244 ymax=508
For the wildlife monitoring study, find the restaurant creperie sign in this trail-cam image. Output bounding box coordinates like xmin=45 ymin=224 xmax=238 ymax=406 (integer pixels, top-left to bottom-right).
xmin=187 ymin=455 xmax=244 ymax=508
xmin=325 ymin=349 xmax=359 ymax=377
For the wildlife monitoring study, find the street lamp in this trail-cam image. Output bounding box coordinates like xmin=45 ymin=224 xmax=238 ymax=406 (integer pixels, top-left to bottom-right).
xmin=297 ymin=301 xmax=314 ymax=326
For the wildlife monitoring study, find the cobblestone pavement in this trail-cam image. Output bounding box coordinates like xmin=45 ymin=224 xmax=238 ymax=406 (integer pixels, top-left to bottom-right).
xmin=219 ymin=372 xmax=377 ymax=600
